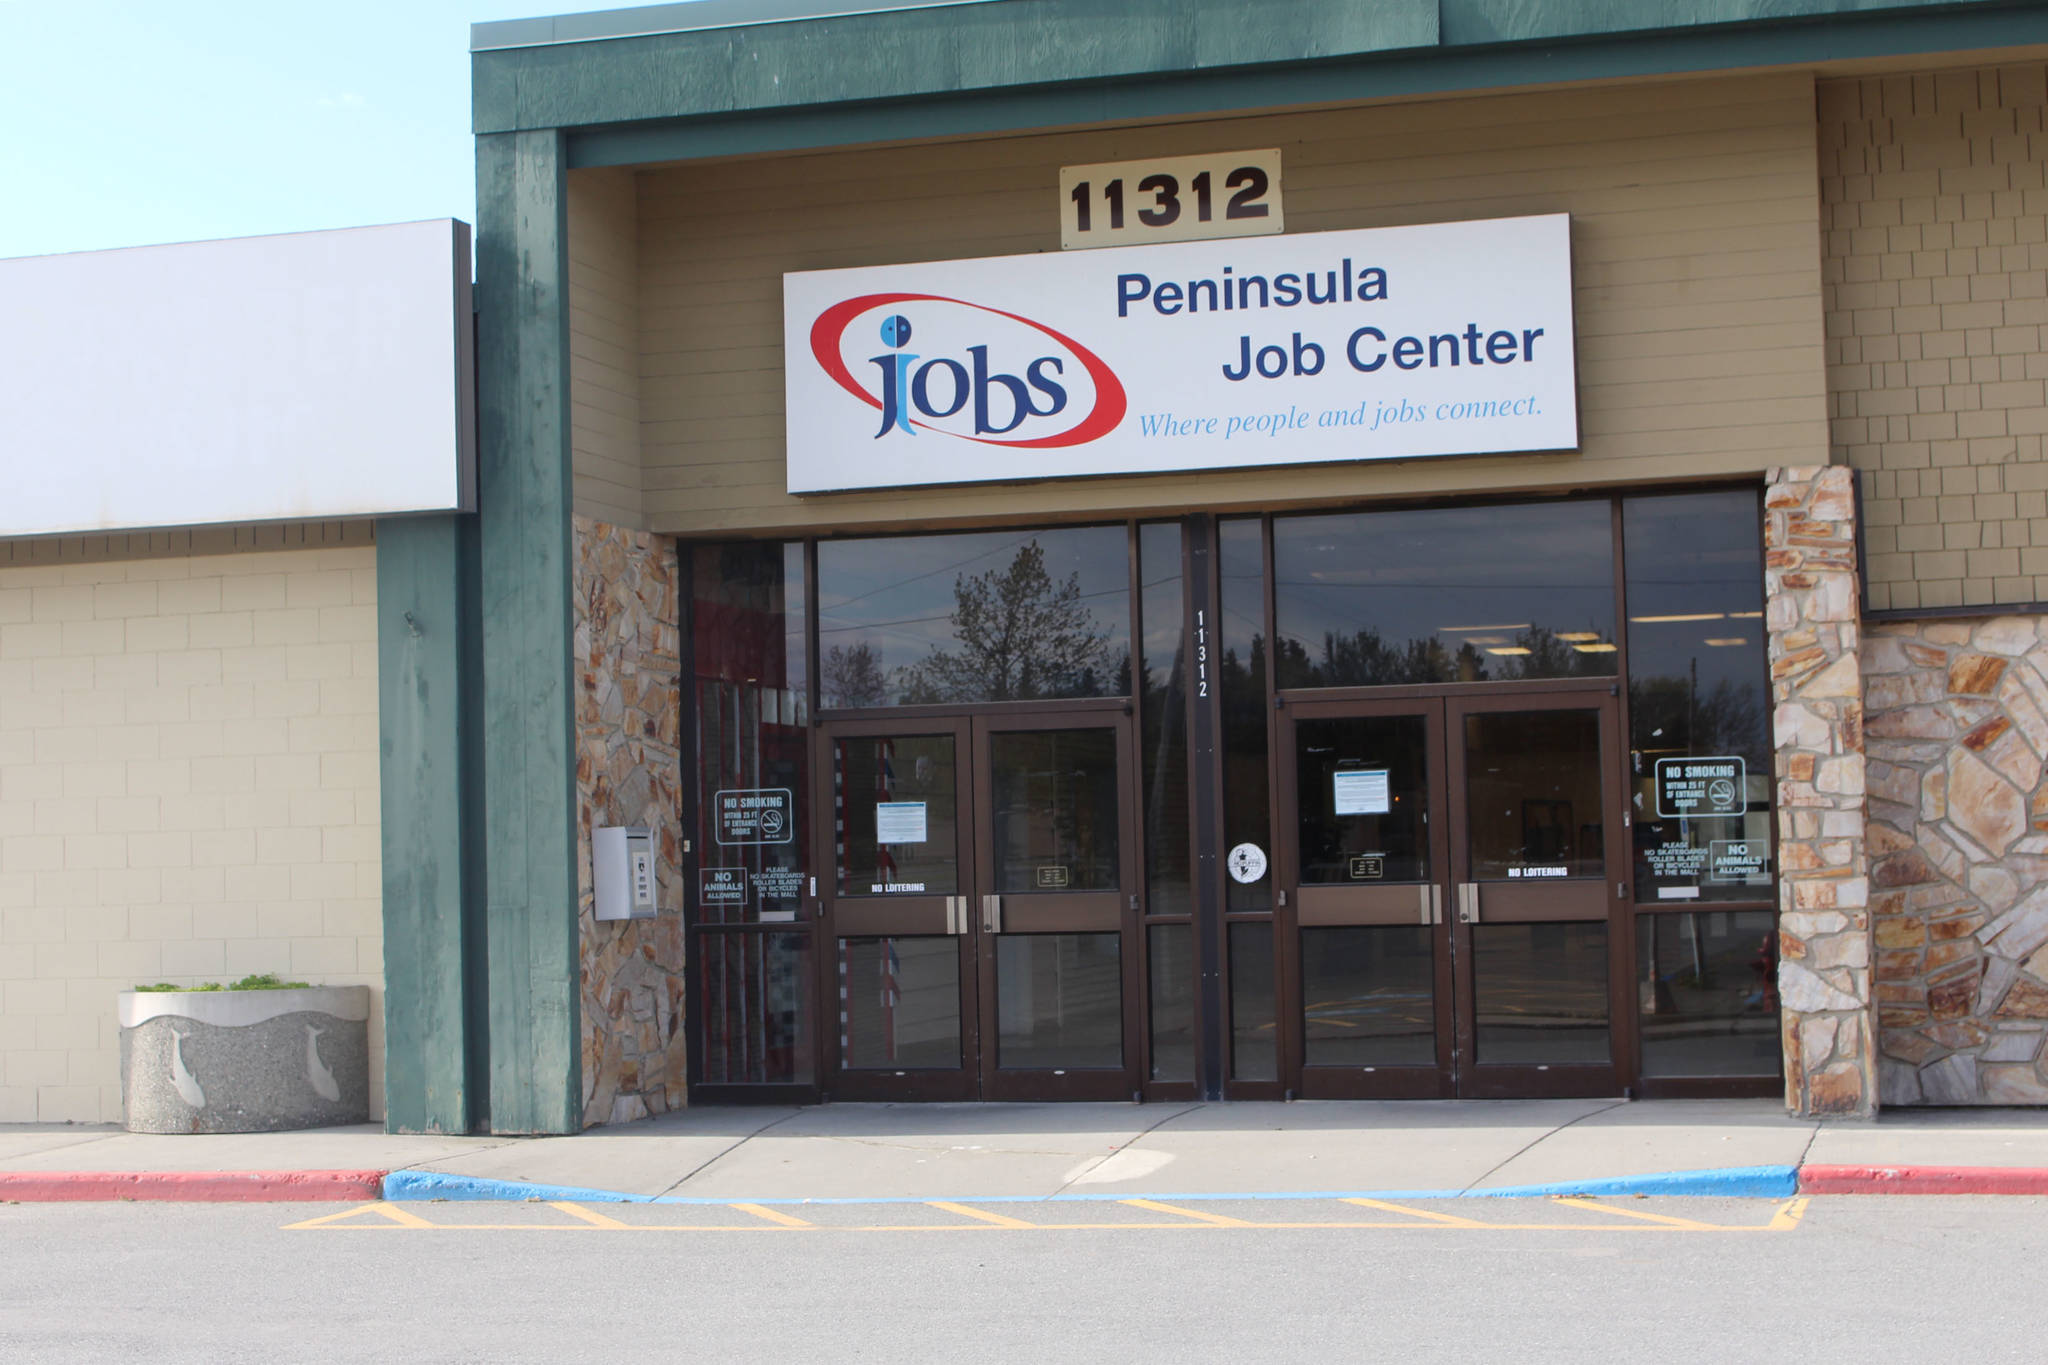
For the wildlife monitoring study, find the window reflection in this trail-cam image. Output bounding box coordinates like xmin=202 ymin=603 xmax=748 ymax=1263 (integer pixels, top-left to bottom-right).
xmin=817 ymin=528 xmax=1131 ymax=706
xmin=1623 ymin=492 xmax=1772 ymax=903
xmin=1273 ymin=501 xmax=1618 ymax=688
xmin=1638 ymin=911 xmax=1780 ymax=1077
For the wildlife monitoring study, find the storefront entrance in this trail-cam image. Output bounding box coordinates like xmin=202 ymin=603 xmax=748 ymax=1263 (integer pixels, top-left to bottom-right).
xmin=685 ymin=492 xmax=1781 ymax=1105
xmin=820 ymin=709 xmax=1139 ymax=1101
xmin=1281 ymin=689 xmax=1625 ymax=1100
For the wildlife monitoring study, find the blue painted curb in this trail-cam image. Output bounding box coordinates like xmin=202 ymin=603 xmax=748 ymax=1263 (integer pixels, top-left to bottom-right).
xmin=379 ymin=1163 xmax=1799 ymax=1205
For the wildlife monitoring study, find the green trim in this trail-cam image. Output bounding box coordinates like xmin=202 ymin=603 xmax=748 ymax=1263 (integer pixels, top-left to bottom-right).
xmin=474 ymin=130 xmax=583 ymax=1136
xmin=476 ymin=0 xmax=2045 ymax=139
xmin=375 ymin=514 xmax=485 ymax=1135
xmin=565 ymin=2 xmax=2048 ymax=167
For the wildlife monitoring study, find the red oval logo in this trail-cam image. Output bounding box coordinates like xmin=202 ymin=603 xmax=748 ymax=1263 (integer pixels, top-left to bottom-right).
xmin=808 ymin=292 xmax=1126 ymax=448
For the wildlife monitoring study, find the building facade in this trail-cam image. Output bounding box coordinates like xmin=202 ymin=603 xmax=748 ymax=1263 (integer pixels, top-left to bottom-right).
xmin=12 ymin=0 xmax=2048 ymax=1134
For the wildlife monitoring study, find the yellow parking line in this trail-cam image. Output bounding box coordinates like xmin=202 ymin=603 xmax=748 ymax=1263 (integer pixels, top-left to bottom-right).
xmin=550 ymin=1201 xmax=631 ymax=1228
xmin=1342 ymin=1198 xmax=1489 ymax=1227
xmin=285 ymin=1196 xmax=1809 ymax=1234
xmin=929 ymin=1201 xmax=1037 ymax=1228
xmin=1120 ymin=1199 xmax=1251 ymax=1226
xmin=733 ymin=1202 xmax=815 ymax=1228
xmin=1768 ymin=1197 xmax=1809 ymax=1231
xmin=1549 ymin=1197 xmax=1719 ymax=1230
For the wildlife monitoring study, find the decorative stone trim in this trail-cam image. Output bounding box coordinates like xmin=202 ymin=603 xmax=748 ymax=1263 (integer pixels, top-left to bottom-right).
xmin=573 ymin=516 xmax=688 ymax=1127
xmin=1865 ymin=615 xmax=2048 ymax=1105
xmin=1766 ymin=466 xmax=1877 ymax=1116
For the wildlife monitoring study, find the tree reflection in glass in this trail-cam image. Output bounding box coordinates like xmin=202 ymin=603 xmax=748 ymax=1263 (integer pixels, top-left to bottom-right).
xmin=817 ymin=529 xmax=1131 ymax=707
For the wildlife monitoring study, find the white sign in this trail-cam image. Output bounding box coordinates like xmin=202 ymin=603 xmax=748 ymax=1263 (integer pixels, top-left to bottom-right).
xmin=1 ymin=220 xmax=475 ymax=536
xmin=1226 ymin=843 xmax=1268 ymax=884
xmin=1332 ymin=769 xmax=1391 ymax=816
xmin=783 ymin=214 xmax=1576 ymax=494
xmin=1060 ymin=149 xmax=1284 ymax=250
xmin=1655 ymin=757 xmax=1747 ymax=819
xmin=875 ymin=801 xmax=929 ymax=844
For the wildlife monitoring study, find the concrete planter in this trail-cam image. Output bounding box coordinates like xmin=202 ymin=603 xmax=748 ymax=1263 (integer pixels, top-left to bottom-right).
xmin=117 ymin=987 xmax=370 ymax=1134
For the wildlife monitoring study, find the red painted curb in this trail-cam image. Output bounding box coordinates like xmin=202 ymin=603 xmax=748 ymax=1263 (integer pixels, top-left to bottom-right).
xmin=1799 ymin=1164 xmax=2048 ymax=1196
xmin=0 ymin=1170 xmax=387 ymax=1203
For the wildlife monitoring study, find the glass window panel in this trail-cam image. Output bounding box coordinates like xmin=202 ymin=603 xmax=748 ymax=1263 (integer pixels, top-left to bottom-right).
xmin=833 ymin=734 xmax=958 ymax=896
xmin=990 ymin=729 xmax=1120 ymax=893
xmin=1623 ymin=491 xmax=1773 ymax=904
xmin=1463 ymin=709 xmax=1605 ymax=880
xmin=995 ymin=933 xmax=1123 ymax=1069
xmin=839 ymin=937 xmax=960 ymax=1069
xmin=698 ymin=932 xmax=813 ymax=1085
xmin=1301 ymin=926 xmax=1436 ymax=1067
xmin=1229 ymin=921 xmax=1278 ymax=1081
xmin=1140 ymin=522 xmax=1192 ymax=916
xmin=1295 ymin=715 xmax=1430 ymax=884
xmin=1273 ymin=500 xmax=1618 ymax=688
xmin=1472 ymin=923 xmax=1610 ymax=1065
xmin=816 ymin=527 xmax=1131 ymax=706
xmin=1638 ymin=911 xmax=1781 ymax=1077
xmin=692 ymin=543 xmax=808 ymax=925
xmin=1148 ymin=923 xmax=1196 ymax=1082
xmin=1219 ymin=518 xmax=1271 ymax=912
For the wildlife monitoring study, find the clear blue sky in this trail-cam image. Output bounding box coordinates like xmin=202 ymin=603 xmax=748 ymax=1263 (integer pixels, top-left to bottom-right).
xmin=0 ymin=0 xmax=547 ymax=259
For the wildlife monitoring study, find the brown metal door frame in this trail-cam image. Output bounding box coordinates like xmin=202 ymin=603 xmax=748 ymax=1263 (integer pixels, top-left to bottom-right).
xmin=1443 ymin=688 xmax=1627 ymax=1100
xmin=1277 ymin=695 xmax=1455 ymax=1100
xmin=815 ymin=715 xmax=980 ymax=1102
xmin=971 ymin=708 xmax=1142 ymax=1102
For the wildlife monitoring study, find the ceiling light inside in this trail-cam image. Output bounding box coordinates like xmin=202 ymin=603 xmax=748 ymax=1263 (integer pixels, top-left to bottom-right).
xmin=1572 ymin=643 xmax=1619 ymax=654
xmin=1485 ymin=646 xmax=1532 ymax=656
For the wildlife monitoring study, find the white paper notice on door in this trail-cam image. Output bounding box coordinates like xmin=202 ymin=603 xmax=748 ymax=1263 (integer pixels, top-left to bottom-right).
xmin=1332 ymin=769 xmax=1390 ymax=816
xmin=875 ymin=801 xmax=929 ymax=844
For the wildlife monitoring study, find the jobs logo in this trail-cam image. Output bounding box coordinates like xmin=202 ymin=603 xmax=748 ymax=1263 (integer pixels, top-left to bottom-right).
xmin=808 ymin=293 xmax=1126 ymax=448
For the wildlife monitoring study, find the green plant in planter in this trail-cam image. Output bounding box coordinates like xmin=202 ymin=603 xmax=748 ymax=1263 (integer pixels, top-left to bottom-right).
xmin=132 ymin=974 xmax=314 ymax=992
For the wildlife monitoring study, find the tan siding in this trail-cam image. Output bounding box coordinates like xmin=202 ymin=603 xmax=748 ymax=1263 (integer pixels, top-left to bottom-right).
xmin=1822 ymin=63 xmax=2048 ymax=613
xmin=625 ymin=72 xmax=1828 ymax=536
xmin=569 ymin=168 xmax=645 ymax=529
xmin=0 ymin=543 xmax=384 ymax=1124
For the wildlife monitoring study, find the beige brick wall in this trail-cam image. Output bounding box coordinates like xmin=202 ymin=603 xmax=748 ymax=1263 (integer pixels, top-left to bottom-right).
xmin=1822 ymin=65 xmax=2048 ymax=613
xmin=0 ymin=535 xmax=383 ymax=1123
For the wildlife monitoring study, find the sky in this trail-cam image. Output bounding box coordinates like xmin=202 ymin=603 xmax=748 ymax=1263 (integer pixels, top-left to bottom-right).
xmin=0 ymin=0 xmax=546 ymax=260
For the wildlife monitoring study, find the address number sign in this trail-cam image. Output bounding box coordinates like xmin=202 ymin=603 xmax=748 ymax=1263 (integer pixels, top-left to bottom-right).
xmin=1060 ymin=149 xmax=1284 ymax=250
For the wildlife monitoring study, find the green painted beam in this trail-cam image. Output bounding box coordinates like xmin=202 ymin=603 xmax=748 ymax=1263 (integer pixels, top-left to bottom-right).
xmin=474 ymin=0 xmax=2044 ymax=138
xmin=564 ymin=1 xmax=2048 ymax=169
xmin=474 ymin=129 xmax=582 ymax=1136
xmin=375 ymin=514 xmax=485 ymax=1135
xmin=474 ymin=0 xmax=1437 ymax=133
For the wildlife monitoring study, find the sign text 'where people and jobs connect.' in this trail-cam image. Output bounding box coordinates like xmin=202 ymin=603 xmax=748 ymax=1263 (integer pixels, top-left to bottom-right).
xmin=782 ymin=214 xmax=1577 ymax=493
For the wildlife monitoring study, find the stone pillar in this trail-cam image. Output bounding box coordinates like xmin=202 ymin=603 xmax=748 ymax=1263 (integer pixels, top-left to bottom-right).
xmin=572 ymin=518 xmax=688 ymax=1127
xmin=1766 ymin=466 xmax=1877 ymax=1117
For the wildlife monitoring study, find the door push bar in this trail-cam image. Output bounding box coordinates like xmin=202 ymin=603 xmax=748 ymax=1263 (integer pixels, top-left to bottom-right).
xmin=944 ymin=896 xmax=970 ymax=935
xmin=1415 ymin=885 xmax=1445 ymax=925
xmin=981 ymin=894 xmax=1003 ymax=934
xmin=1457 ymin=883 xmax=1480 ymax=923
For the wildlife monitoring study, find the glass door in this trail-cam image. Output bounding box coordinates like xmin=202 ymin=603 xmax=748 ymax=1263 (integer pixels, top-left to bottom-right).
xmin=818 ymin=718 xmax=979 ymax=1101
xmin=818 ymin=711 xmax=1141 ymax=1101
xmin=1445 ymin=692 xmax=1625 ymax=1098
xmin=1280 ymin=690 xmax=1625 ymax=1099
xmin=973 ymin=712 xmax=1140 ymax=1101
xmin=1281 ymin=701 xmax=1454 ymax=1099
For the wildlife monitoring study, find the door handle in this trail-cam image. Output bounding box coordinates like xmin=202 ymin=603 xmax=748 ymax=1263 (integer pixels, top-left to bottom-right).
xmin=946 ymin=896 xmax=971 ymax=935
xmin=1423 ymin=884 xmax=1443 ymax=926
xmin=1417 ymin=885 xmax=1431 ymax=925
xmin=1457 ymin=883 xmax=1479 ymax=923
xmin=981 ymin=894 xmax=1003 ymax=934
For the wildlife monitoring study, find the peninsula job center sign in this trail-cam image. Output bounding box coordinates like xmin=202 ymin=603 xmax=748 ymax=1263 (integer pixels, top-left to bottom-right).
xmin=783 ymin=214 xmax=1576 ymax=493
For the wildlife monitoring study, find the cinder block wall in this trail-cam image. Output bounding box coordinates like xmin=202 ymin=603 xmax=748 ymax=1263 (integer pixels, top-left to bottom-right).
xmin=0 ymin=529 xmax=384 ymax=1123
xmin=1821 ymin=64 xmax=2048 ymax=612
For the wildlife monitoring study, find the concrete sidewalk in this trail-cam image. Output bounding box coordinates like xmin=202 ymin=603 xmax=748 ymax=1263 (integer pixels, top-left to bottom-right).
xmin=6 ymin=1099 xmax=2048 ymax=1201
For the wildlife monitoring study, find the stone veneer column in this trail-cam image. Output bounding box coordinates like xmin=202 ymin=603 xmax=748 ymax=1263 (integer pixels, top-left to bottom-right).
xmin=1766 ymin=466 xmax=1877 ymax=1117
xmin=572 ymin=517 xmax=688 ymax=1126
